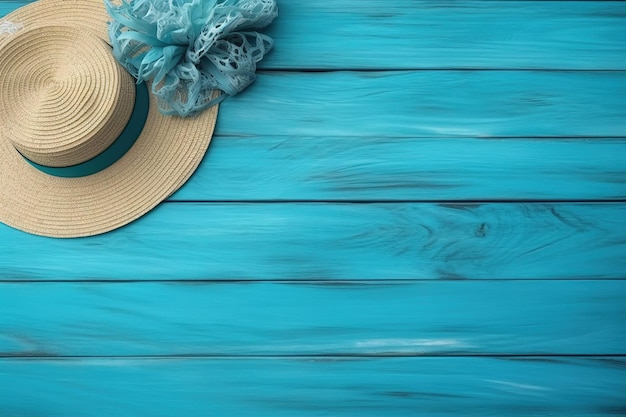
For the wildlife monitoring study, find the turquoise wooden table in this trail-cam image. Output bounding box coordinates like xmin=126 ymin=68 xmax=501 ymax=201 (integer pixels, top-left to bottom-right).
xmin=1 ymin=1 xmax=626 ymax=415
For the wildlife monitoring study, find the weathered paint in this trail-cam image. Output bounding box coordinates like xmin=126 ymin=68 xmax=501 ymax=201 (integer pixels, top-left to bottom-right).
xmin=1 ymin=203 xmax=625 ymax=279
xmin=0 ymin=357 xmax=625 ymax=416
xmin=217 ymin=71 xmax=626 ymax=138
xmin=262 ymin=0 xmax=626 ymax=70
xmin=0 ymin=280 xmax=624 ymax=356
xmin=0 ymin=0 xmax=625 ymax=415
xmin=178 ymin=136 xmax=626 ymax=201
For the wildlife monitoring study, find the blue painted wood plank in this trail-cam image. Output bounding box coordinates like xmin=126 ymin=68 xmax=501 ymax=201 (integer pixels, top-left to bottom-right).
xmin=1 ymin=203 xmax=624 ymax=280
xmin=3 ymin=1 xmax=626 ymax=70
xmin=264 ymin=1 xmax=626 ymax=70
xmin=175 ymin=136 xmax=626 ymax=201
xmin=1 ymin=280 xmax=623 ymax=356
xmin=1 ymin=357 xmax=624 ymax=416
xmin=216 ymin=71 xmax=626 ymax=138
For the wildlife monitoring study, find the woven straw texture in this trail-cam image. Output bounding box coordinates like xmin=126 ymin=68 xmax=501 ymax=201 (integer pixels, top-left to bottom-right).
xmin=0 ymin=0 xmax=219 ymax=237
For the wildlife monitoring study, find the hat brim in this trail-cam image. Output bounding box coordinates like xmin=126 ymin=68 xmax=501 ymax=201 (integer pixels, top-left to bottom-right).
xmin=0 ymin=0 xmax=218 ymax=238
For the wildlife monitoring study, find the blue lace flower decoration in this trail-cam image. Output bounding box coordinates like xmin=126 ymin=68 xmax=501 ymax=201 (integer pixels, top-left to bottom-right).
xmin=105 ymin=0 xmax=278 ymax=117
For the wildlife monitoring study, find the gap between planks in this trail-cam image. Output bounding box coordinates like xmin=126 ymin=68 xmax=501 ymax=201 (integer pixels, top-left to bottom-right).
xmin=2 ymin=354 xmax=626 ymax=359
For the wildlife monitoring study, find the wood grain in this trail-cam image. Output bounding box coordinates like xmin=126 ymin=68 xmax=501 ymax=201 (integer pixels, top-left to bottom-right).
xmin=3 ymin=1 xmax=626 ymax=70
xmin=264 ymin=0 xmax=626 ymax=70
xmin=1 ymin=280 xmax=624 ymax=356
xmin=1 ymin=357 xmax=624 ymax=416
xmin=1 ymin=203 xmax=624 ymax=280
xmin=215 ymin=71 xmax=626 ymax=138
xmin=176 ymin=136 xmax=626 ymax=201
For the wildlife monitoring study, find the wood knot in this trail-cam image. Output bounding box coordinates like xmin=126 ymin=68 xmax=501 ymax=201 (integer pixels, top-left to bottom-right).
xmin=475 ymin=222 xmax=488 ymax=238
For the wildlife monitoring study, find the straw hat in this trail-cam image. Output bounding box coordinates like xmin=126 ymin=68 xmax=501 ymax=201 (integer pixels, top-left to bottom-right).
xmin=0 ymin=0 xmax=275 ymax=238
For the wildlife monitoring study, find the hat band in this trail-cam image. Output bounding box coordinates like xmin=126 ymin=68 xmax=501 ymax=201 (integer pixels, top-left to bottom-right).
xmin=22 ymin=82 xmax=150 ymax=178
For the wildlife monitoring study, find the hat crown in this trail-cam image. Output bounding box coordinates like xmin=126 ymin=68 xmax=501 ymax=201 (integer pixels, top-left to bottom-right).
xmin=0 ymin=26 xmax=135 ymax=168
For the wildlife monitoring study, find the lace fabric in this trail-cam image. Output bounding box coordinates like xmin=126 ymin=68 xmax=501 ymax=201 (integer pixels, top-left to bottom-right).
xmin=0 ymin=21 xmax=24 ymax=36
xmin=105 ymin=0 xmax=277 ymax=117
